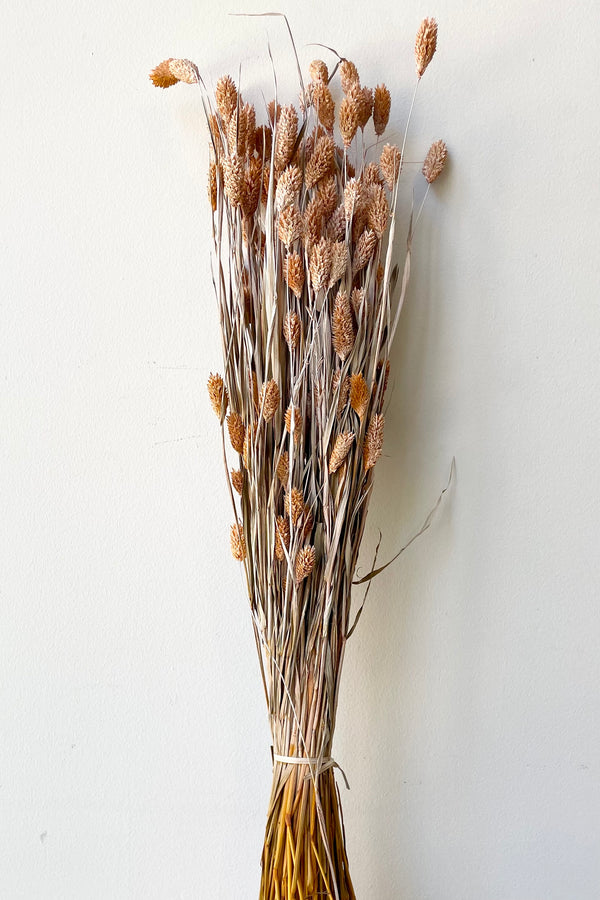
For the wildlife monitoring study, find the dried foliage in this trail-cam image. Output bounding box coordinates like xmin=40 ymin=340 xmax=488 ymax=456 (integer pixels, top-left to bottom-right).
xmin=151 ymin=19 xmax=446 ymax=900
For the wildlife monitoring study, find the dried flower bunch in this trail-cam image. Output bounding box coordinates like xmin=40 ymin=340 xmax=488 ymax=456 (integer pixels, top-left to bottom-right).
xmin=151 ymin=17 xmax=446 ymax=900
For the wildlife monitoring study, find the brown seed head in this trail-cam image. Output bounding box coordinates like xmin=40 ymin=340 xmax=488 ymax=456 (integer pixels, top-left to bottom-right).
xmin=339 ymin=59 xmax=359 ymax=93
xmin=313 ymin=82 xmax=335 ymax=131
xmin=284 ymin=486 xmax=305 ymax=525
xmin=422 ymin=139 xmax=448 ymax=183
xmin=275 ymin=165 xmax=302 ymax=210
xmin=339 ymin=96 xmax=360 ymax=147
xmin=150 ymin=59 xmax=178 ymax=89
xmin=352 ymin=228 xmax=378 ymax=275
xmin=304 ymin=194 xmax=327 ymax=249
xmin=364 ymin=162 xmax=384 ymax=186
xmin=207 ymin=372 xmax=228 ymax=418
xmin=317 ymin=175 xmax=339 ymax=218
xmin=380 ymin=144 xmax=402 ymax=190
xmin=326 ymin=204 xmax=346 ymax=242
xmin=309 ymin=237 xmax=333 ymax=293
xmin=351 ymin=287 xmax=366 ymax=320
xmin=242 ymin=421 xmax=256 ymax=470
xmin=274 ymin=516 xmax=291 ymax=560
xmin=259 ymin=379 xmax=280 ymax=422
xmin=226 ymin=411 xmax=245 ymax=453
xmin=350 ymin=373 xmax=370 ymax=419
xmin=351 ymin=196 xmax=369 ymax=243
xmin=363 ymin=413 xmax=385 ymax=470
xmin=215 ymin=75 xmax=238 ymax=122
xmin=242 ymin=156 xmax=262 ymax=218
xmin=226 ymin=107 xmax=245 ymax=157
xmin=305 ymin=134 xmax=336 ymax=190
xmin=283 ymin=311 xmax=302 ymax=351
xmin=309 ymin=59 xmax=329 ymax=83
xmin=332 ymin=290 xmax=356 ymax=361
xmin=415 ymin=17 xmax=438 ymax=78
xmin=276 ymin=451 xmax=289 ymax=484
xmin=208 ymin=161 xmax=218 ymax=212
xmin=278 ymin=204 xmax=303 ymax=247
xmin=367 ymin=184 xmax=389 ymax=238
xmin=328 ymin=240 xmax=348 ymax=289
xmin=222 ymin=154 xmax=245 ymax=208
xmin=348 ymin=84 xmax=372 ymax=130
xmin=329 ymin=431 xmax=355 ymax=474
xmin=242 ymin=103 xmax=256 ymax=156
xmin=284 ymin=252 xmax=306 ymax=298
xmin=373 ymin=84 xmax=391 ymax=136
xmin=333 ymin=369 xmax=351 ymax=417
xmin=230 ymin=523 xmax=247 ymax=560
xmin=231 ymin=468 xmax=244 ymax=495
xmin=344 ymin=178 xmax=361 ymax=220
xmin=295 ymin=545 xmax=316 ymax=582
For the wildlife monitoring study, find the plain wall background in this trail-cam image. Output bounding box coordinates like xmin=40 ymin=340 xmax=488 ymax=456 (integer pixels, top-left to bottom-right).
xmin=2 ymin=0 xmax=600 ymax=897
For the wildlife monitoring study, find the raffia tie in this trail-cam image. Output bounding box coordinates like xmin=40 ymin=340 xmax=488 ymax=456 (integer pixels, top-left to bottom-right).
xmin=272 ymin=754 xmax=350 ymax=789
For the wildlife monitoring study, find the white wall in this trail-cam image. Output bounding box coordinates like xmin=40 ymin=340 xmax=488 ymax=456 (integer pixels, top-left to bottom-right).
xmin=2 ymin=0 xmax=600 ymax=897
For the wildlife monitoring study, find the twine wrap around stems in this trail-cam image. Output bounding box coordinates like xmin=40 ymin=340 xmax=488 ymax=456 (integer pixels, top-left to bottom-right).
xmin=273 ymin=754 xmax=351 ymax=789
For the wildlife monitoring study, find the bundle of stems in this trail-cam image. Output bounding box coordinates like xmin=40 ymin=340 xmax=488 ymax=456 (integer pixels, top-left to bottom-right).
xmin=151 ymin=17 xmax=446 ymax=899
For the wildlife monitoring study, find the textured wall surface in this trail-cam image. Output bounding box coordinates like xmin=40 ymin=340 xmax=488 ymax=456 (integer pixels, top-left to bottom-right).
xmin=2 ymin=0 xmax=600 ymax=897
